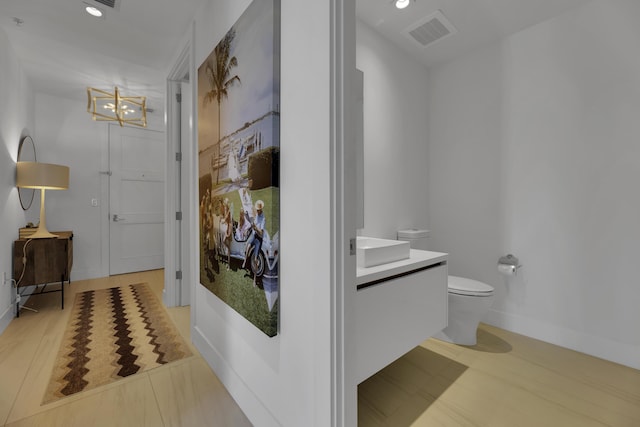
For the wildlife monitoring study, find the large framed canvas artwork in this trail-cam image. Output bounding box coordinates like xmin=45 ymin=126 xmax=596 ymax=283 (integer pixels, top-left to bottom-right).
xmin=197 ymin=0 xmax=280 ymax=337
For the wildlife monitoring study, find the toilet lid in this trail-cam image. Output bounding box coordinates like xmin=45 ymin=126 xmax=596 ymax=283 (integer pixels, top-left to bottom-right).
xmin=448 ymin=276 xmax=494 ymax=297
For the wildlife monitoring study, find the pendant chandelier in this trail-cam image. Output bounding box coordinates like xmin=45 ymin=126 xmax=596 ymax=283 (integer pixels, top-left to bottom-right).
xmin=87 ymin=86 xmax=147 ymax=127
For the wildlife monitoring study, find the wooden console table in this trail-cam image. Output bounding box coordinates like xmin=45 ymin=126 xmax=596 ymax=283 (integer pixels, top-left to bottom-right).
xmin=13 ymin=231 xmax=73 ymax=317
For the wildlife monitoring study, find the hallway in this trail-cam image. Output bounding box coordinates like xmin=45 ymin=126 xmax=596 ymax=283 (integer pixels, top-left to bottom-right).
xmin=0 ymin=270 xmax=250 ymax=426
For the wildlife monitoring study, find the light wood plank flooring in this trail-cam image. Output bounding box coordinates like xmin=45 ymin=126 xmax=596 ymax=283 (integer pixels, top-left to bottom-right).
xmin=0 ymin=270 xmax=251 ymax=427
xmin=359 ymin=324 xmax=640 ymax=426
xmin=3 ymin=271 xmax=639 ymax=426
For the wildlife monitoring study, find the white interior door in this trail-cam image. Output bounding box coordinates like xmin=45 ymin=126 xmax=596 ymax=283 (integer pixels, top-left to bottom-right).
xmin=109 ymin=124 xmax=165 ymax=275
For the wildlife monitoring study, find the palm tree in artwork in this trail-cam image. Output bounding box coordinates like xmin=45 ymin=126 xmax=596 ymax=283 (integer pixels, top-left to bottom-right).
xmin=204 ymin=28 xmax=241 ymax=185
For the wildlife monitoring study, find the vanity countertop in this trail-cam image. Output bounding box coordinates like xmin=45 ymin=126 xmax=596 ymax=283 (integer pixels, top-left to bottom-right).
xmin=356 ymin=249 xmax=448 ymax=287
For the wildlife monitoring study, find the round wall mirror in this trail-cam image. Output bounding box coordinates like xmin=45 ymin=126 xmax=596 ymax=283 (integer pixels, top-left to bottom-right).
xmin=17 ymin=135 xmax=37 ymax=210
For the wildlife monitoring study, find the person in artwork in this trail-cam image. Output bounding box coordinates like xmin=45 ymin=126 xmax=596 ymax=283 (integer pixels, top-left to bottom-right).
xmin=204 ymin=207 xmax=214 ymax=270
xmin=199 ymin=195 xmax=205 ymax=233
xmin=209 ymin=197 xmax=219 ymax=265
xmin=243 ymin=200 xmax=266 ymax=274
xmin=221 ymin=198 xmax=232 ymax=270
xmin=239 ymin=179 xmax=253 ymax=216
xmin=202 ymin=205 xmax=209 ymax=269
xmin=235 ymin=208 xmax=252 ymax=241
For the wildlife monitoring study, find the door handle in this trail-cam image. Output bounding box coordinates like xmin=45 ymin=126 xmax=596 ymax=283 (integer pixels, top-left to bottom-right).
xmin=113 ymin=214 xmax=126 ymax=222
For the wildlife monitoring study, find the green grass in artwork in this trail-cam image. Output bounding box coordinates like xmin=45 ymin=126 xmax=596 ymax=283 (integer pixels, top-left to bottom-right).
xmin=199 ymin=260 xmax=278 ymax=337
xmin=199 ymin=186 xmax=279 ymax=337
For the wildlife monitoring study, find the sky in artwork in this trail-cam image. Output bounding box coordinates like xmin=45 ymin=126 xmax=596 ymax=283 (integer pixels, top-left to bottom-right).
xmin=197 ymin=0 xmax=279 ymax=152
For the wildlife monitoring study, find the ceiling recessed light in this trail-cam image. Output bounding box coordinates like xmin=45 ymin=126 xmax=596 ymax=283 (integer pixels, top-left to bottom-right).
xmin=85 ymin=6 xmax=103 ymax=17
xmin=395 ymin=0 xmax=410 ymax=9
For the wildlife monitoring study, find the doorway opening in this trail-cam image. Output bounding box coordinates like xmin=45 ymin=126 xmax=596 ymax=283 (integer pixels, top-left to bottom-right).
xmin=165 ymin=41 xmax=193 ymax=307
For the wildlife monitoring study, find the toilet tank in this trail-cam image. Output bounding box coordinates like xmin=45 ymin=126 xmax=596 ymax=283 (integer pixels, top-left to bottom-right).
xmin=397 ymin=229 xmax=430 ymax=251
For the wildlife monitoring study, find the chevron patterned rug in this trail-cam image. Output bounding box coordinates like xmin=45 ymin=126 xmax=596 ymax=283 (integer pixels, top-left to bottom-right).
xmin=43 ymin=283 xmax=192 ymax=403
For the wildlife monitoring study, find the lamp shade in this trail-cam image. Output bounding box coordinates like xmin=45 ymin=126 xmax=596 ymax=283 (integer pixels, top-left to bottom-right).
xmin=17 ymin=162 xmax=69 ymax=190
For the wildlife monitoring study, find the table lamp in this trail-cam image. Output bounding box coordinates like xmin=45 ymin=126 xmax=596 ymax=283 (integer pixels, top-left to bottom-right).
xmin=16 ymin=161 xmax=69 ymax=239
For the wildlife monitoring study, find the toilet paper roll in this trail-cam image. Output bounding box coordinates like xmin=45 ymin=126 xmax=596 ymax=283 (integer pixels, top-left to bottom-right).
xmin=498 ymin=263 xmax=516 ymax=276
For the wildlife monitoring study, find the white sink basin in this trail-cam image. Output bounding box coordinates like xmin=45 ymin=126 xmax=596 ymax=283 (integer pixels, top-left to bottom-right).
xmin=357 ymin=236 xmax=410 ymax=268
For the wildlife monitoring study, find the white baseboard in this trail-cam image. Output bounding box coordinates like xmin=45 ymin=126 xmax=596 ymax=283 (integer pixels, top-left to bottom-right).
xmin=0 ymin=284 xmax=40 ymax=336
xmin=485 ymin=308 xmax=640 ymax=371
xmin=0 ymin=302 xmax=14 ymax=336
xmin=192 ymin=325 xmax=280 ymax=427
xmin=0 ymin=268 xmax=98 ymax=337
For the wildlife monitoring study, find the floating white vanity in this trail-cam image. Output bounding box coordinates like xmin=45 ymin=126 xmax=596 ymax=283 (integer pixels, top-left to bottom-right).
xmin=355 ymin=237 xmax=448 ymax=384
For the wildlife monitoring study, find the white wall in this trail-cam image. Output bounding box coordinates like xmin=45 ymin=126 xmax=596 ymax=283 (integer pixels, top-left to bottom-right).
xmin=190 ymin=1 xmax=333 ymax=425
xmin=428 ymin=0 xmax=640 ymax=369
xmin=33 ymin=93 xmax=106 ymax=280
xmin=32 ymin=93 xmax=166 ymax=281
xmin=0 ymin=28 xmax=35 ymax=332
xmin=356 ymin=20 xmax=430 ymax=240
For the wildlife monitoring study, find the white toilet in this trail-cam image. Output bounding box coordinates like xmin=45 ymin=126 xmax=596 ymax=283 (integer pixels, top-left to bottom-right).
xmin=397 ymin=229 xmax=495 ymax=346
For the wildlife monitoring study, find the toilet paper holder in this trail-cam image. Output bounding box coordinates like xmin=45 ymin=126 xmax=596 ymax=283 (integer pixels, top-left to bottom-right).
xmin=498 ymin=254 xmax=522 ymax=275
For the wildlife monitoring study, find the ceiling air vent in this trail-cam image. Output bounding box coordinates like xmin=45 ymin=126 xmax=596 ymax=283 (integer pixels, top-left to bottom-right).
xmin=84 ymin=0 xmax=121 ymax=11
xmin=404 ymin=10 xmax=457 ymax=49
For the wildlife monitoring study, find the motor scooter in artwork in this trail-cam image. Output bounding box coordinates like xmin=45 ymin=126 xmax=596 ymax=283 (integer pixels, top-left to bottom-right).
xmin=213 ymin=213 xmax=279 ymax=280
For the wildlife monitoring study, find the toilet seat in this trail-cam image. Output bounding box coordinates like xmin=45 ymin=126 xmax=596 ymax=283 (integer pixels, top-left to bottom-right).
xmin=448 ymin=276 xmax=494 ymax=297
